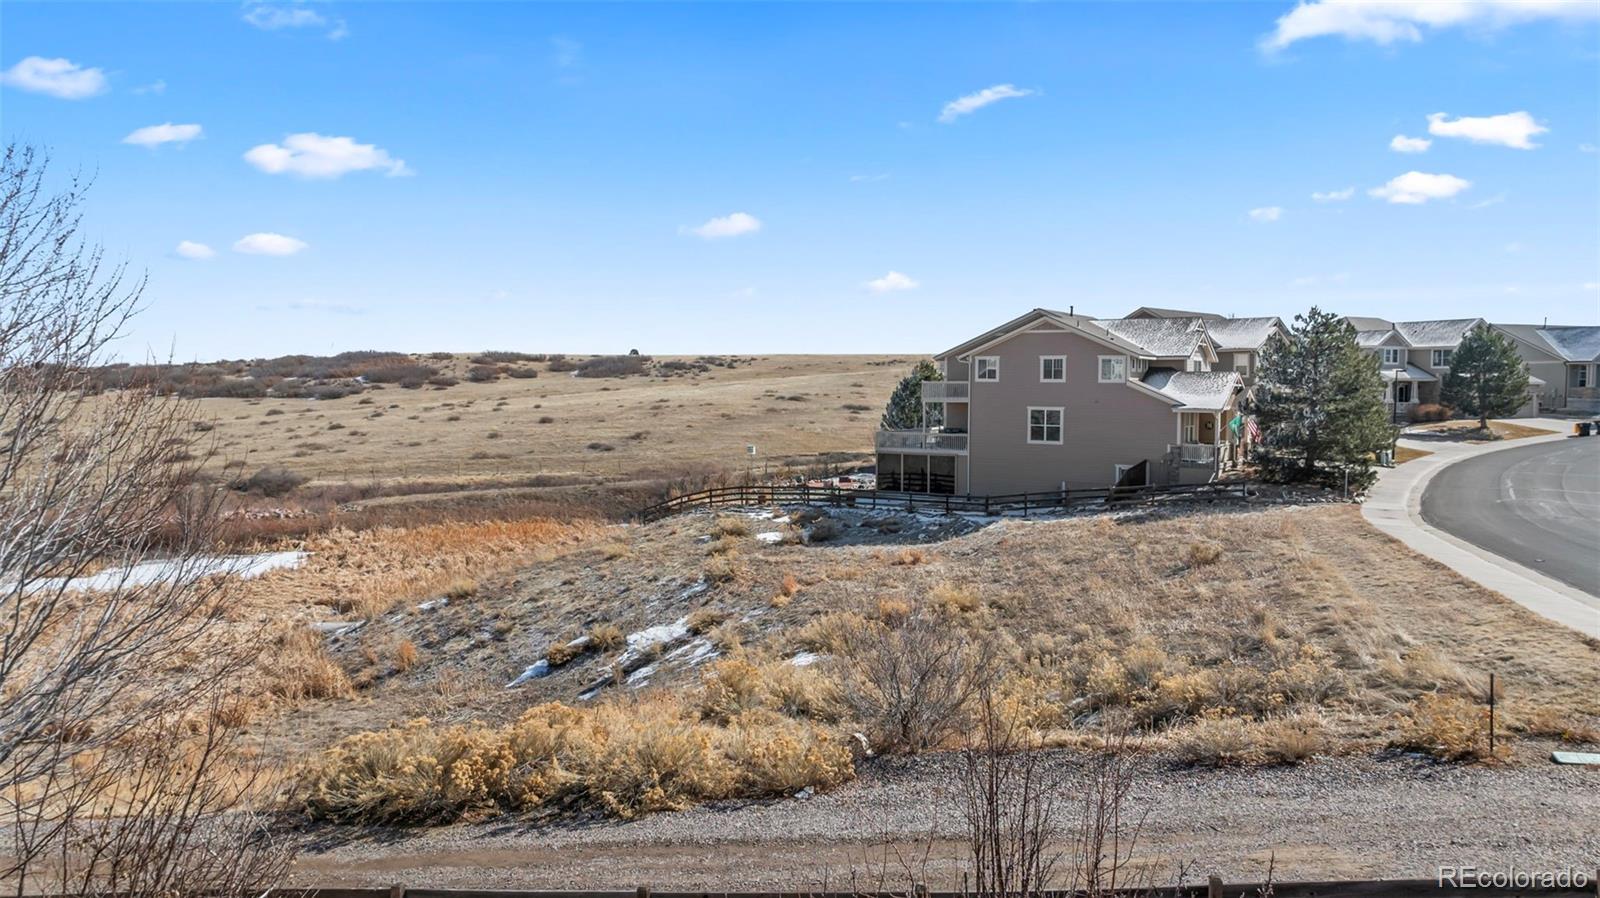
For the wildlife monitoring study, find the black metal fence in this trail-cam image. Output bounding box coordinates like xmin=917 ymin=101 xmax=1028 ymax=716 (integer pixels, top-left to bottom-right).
xmin=636 ymin=480 xmax=1255 ymax=523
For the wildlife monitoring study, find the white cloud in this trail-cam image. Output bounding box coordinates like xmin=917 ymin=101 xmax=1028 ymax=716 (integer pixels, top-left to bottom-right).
xmin=244 ymin=133 xmax=410 ymax=178
xmin=1390 ymin=134 xmax=1431 ymax=153
xmin=233 ymin=233 xmax=308 ymax=256
xmin=1427 ymin=111 xmax=1547 ymax=149
xmin=1368 ymin=171 xmax=1471 ymax=204
xmin=866 ymin=271 xmax=919 ymax=293
xmin=938 ymin=84 xmax=1035 ymax=123
xmin=684 ymin=212 xmax=762 ymax=239
xmin=174 ymin=241 xmax=216 ymax=260
xmin=0 ymin=56 xmax=108 ymax=99
xmin=1291 ymin=272 xmax=1351 ymax=287
xmin=1311 ymin=187 xmax=1355 ymax=202
xmin=850 ymin=173 xmax=891 ymax=183
xmin=132 ymin=79 xmax=166 ymax=95
xmin=1248 ymin=206 xmax=1283 ymax=222
xmin=1580 ymin=143 xmax=1598 ymax=154
xmin=1261 ymin=0 xmax=1600 ymax=52
xmin=243 ymin=5 xmax=348 ymax=40
xmin=122 ymin=123 xmax=203 ymax=148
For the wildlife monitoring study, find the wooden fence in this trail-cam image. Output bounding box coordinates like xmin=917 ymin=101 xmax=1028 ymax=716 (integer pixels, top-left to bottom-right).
xmin=285 ymin=877 xmax=1600 ymax=898
xmin=635 ymin=480 xmax=1256 ymax=523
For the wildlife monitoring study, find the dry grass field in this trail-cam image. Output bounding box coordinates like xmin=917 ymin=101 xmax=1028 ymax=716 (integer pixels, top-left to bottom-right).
xmin=190 ymin=354 xmax=910 ymax=491
xmin=200 ymin=501 xmax=1600 ymax=828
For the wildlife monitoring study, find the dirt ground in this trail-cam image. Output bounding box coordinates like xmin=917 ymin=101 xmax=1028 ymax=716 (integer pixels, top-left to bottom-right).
xmin=192 ymin=354 xmax=909 ymax=487
xmin=287 ymin=749 xmax=1599 ymax=888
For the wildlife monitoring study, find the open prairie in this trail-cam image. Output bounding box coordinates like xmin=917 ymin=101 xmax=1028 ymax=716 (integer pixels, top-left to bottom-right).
xmin=191 ymin=354 xmax=912 ymax=490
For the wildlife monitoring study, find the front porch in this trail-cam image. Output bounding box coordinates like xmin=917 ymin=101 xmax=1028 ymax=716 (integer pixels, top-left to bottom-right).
xmin=1167 ymin=410 xmax=1245 ymax=483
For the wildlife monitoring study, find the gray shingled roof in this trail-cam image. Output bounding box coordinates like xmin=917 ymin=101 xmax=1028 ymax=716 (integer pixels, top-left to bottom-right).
xmin=1535 ymin=326 xmax=1600 ymax=362
xmin=1344 ymin=316 xmax=1393 ymax=333
xmin=1126 ymin=306 xmax=1223 ymax=320
xmin=1140 ymin=368 xmax=1240 ymax=411
xmin=1204 ymin=316 xmax=1282 ymax=351
xmin=1355 ymin=329 xmax=1403 ymax=349
xmin=1380 ymin=364 xmax=1438 ymax=383
xmin=1394 ymin=318 xmax=1483 ymax=347
xmin=1091 ymin=317 xmax=1208 ymax=357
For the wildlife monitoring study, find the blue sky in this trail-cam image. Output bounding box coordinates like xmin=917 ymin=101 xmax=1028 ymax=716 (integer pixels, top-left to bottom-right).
xmin=3 ymin=1 xmax=1597 ymax=359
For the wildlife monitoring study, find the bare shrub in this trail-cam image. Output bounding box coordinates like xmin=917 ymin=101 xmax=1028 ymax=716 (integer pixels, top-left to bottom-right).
xmin=466 ymin=364 xmax=500 ymax=383
xmin=236 ymin=465 xmax=308 ymax=497
xmin=1409 ymin=402 xmax=1451 ymax=423
xmin=1182 ymin=540 xmax=1223 ymax=567
xmin=576 ymin=354 xmax=650 ymax=378
xmin=1394 ymin=693 xmax=1504 ymax=761
xmin=838 ymin=608 xmax=995 ymax=753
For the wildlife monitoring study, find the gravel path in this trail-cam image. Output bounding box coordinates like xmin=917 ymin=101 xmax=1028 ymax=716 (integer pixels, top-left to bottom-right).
xmin=289 ymin=748 xmax=1600 ymax=889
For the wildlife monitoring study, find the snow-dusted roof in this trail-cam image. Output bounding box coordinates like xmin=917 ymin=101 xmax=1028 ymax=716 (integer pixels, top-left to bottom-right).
xmin=1204 ymin=316 xmax=1283 ymax=351
xmin=1091 ymin=317 xmax=1209 ymax=358
xmin=1535 ymin=326 xmax=1600 ymax=362
xmin=1140 ymin=368 xmax=1240 ymax=411
xmin=1355 ymin=330 xmax=1405 ymax=349
xmin=1380 ymin=364 xmax=1438 ymax=383
xmin=1125 ymin=306 xmax=1223 ymax=320
xmin=1394 ymin=318 xmax=1483 ymax=347
xmin=1344 ymin=316 xmax=1393 ymax=333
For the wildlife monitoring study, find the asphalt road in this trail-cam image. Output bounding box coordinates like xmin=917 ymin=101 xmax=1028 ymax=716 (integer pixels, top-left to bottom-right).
xmin=1421 ymin=436 xmax=1600 ymax=598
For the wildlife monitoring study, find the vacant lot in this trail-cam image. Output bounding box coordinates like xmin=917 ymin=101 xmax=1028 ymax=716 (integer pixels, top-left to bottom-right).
xmin=191 ymin=354 xmax=908 ymax=490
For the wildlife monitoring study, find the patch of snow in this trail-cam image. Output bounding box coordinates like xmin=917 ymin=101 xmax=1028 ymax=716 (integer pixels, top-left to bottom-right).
xmin=506 ymin=659 xmax=551 ymax=687
xmin=665 ymin=637 xmax=719 ymax=667
xmin=754 ymin=531 xmax=784 ymax=544
xmin=310 ymin=620 xmax=364 ymax=637
xmin=417 ymin=597 xmax=450 ymax=612
xmin=680 ymin=580 xmax=709 ymax=599
xmin=34 ymin=550 xmax=308 ymax=594
xmin=578 ymin=686 xmax=601 ymax=701
xmin=625 ymin=664 xmax=656 ymax=687
xmin=627 ymin=616 xmax=690 ymax=651
xmin=789 ymin=651 xmax=824 ymax=667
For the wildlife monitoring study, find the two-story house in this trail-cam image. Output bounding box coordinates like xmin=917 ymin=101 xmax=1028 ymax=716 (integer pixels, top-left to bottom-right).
xmin=1344 ymin=317 xmax=1491 ymax=419
xmin=1123 ymin=307 xmax=1286 ymax=385
xmin=874 ymin=309 xmax=1247 ymax=495
xmin=1491 ymin=323 xmax=1600 ymax=413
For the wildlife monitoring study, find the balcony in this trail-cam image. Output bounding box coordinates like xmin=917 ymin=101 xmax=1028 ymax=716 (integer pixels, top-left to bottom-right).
xmin=876 ymin=430 xmax=969 ymax=453
xmin=921 ymin=381 xmax=970 ymax=402
xmin=1169 ymin=442 xmax=1218 ymax=466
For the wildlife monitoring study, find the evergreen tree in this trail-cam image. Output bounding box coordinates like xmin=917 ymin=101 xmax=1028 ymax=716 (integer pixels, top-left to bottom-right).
xmin=880 ymin=360 xmax=942 ymax=430
xmin=1254 ymin=307 xmax=1391 ymax=488
xmin=1442 ymin=324 xmax=1531 ymax=430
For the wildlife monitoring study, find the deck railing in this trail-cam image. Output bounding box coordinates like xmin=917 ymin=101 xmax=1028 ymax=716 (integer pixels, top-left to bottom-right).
xmin=920 ymin=381 xmax=970 ymax=402
xmin=875 ymin=430 xmax=969 ymax=452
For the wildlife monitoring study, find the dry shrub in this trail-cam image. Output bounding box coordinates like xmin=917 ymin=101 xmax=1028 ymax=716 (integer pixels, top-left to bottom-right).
xmin=687 ymin=607 xmax=728 ymax=634
xmin=1174 ymin=716 xmax=1257 ymax=767
xmin=706 ymin=535 xmax=741 ymax=557
xmin=792 ymin=611 xmax=871 ymax=654
xmin=299 ymin=694 xmax=853 ymax=825
xmin=714 ymin=516 xmax=751 ymax=537
xmin=1515 ymin=707 xmax=1600 ymax=745
xmin=546 ymin=634 xmax=591 ymax=667
xmin=1394 ymin=693 xmax=1504 ymax=762
xmin=779 ymin=572 xmax=800 ymax=597
xmin=599 ymin=542 xmax=631 ymax=560
xmin=266 ymin=626 xmax=351 ymax=701
xmin=931 ymin=582 xmax=979 ymax=614
xmin=444 ymin=578 xmax=478 ymax=600
xmin=394 ymin=639 xmax=420 ymax=672
xmin=806 ymin=516 xmax=841 ymax=542
xmin=890 ymin=548 xmax=925 ymax=566
xmin=1256 ymin=714 xmax=1330 ymax=764
xmin=838 ymin=609 xmax=996 ymax=753
xmin=588 ymin=622 xmax=625 ymax=651
xmin=876 ymin=597 xmax=912 ymax=623
xmin=1182 ymin=540 xmax=1223 ymax=568
xmin=769 ymin=590 xmax=793 ymax=609
xmin=703 ymin=555 xmax=743 ymax=583
xmin=698 ymin=657 xmax=843 ymax=724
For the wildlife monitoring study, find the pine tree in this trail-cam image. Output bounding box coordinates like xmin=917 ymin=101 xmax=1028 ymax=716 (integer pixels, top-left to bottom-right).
xmin=1254 ymin=307 xmax=1391 ymax=488
xmin=1442 ymin=324 xmax=1530 ymax=430
xmin=880 ymin=360 xmax=942 ymax=430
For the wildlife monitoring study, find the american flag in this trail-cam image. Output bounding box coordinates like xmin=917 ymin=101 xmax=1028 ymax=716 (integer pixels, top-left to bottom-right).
xmin=1246 ymin=416 xmax=1262 ymax=441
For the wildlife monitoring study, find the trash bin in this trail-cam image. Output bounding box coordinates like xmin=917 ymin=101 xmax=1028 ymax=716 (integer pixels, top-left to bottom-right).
xmin=1579 ymin=422 xmax=1594 ymax=437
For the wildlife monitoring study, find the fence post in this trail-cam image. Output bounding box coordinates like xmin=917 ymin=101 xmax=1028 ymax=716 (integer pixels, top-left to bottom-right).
xmin=1022 ymin=493 xmax=1028 ymax=517
xmin=1207 ymin=874 xmax=1223 ymax=898
xmin=389 ymin=883 xmax=405 ymax=898
xmin=636 ymin=886 xmax=651 ymax=898
xmin=1488 ymin=672 xmax=1497 ymax=757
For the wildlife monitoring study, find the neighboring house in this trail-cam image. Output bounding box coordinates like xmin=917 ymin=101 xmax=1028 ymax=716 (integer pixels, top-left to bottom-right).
xmin=1123 ymin=307 xmax=1287 ymax=385
xmin=1491 ymin=323 xmax=1600 ymax=413
xmin=1337 ymin=316 xmax=1544 ymax=420
xmin=874 ymin=308 xmax=1247 ymax=495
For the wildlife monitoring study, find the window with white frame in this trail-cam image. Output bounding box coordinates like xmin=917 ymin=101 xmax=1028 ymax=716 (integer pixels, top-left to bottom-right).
xmin=1027 ymin=407 xmax=1063 ymax=444
xmin=1572 ymin=366 xmax=1590 ymax=389
xmin=1097 ymin=355 xmax=1127 ymax=383
xmin=1431 ymin=349 xmax=1453 ymax=368
xmin=1182 ymin=417 xmax=1198 ymax=443
xmin=975 ymin=356 xmax=1000 ymax=381
xmin=1382 ymin=348 xmax=1401 ymax=365
xmin=1039 ymin=355 xmax=1065 ymax=382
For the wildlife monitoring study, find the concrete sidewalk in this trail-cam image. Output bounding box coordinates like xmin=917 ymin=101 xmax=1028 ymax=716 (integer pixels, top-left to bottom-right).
xmin=1362 ymin=418 xmax=1600 ymax=638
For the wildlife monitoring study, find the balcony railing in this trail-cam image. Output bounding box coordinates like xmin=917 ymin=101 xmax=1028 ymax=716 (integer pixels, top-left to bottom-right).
xmin=1169 ymin=442 xmax=1218 ymax=465
xmin=876 ymin=430 xmax=969 ymax=452
xmin=921 ymin=381 xmax=970 ymax=402
xmin=1569 ymin=386 xmax=1599 ymax=401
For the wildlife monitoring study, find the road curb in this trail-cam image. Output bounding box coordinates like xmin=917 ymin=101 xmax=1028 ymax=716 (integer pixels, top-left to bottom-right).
xmin=1363 ymin=424 xmax=1600 ymax=639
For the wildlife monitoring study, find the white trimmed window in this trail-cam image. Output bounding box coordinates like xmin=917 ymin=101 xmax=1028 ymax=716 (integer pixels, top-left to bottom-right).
xmin=1097 ymin=355 xmax=1127 ymax=383
xmin=1572 ymin=366 xmax=1589 ymax=388
xmin=1039 ymin=355 xmax=1065 ymax=382
xmin=975 ymin=356 xmax=1000 ymax=381
xmin=1382 ymin=348 xmax=1401 ymax=365
xmin=1431 ymin=349 xmax=1453 ymax=368
xmin=1027 ymin=407 xmax=1063 ymax=444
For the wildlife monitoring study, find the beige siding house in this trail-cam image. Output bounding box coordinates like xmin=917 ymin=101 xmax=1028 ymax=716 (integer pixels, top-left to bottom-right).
xmin=875 ymin=309 xmax=1248 ymax=495
xmin=1338 ymin=316 xmax=1541 ymax=419
xmin=1124 ymin=307 xmax=1286 ymax=386
xmin=1492 ymin=323 xmax=1600 ymax=413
